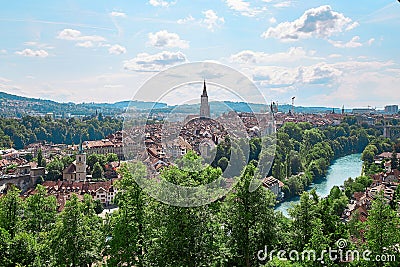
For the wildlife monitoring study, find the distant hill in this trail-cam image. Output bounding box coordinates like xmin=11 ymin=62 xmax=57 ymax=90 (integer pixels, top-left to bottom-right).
xmin=0 ymin=91 xmax=166 ymax=118
xmin=0 ymin=91 xmax=347 ymax=118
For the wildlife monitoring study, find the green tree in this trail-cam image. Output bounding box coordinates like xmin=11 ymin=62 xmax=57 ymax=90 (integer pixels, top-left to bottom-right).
xmin=87 ymin=153 xmax=107 ymax=170
xmin=281 ymin=122 xmax=303 ymax=142
xmin=224 ymin=163 xmax=277 ymax=267
xmin=61 ymin=155 xmax=74 ymax=168
xmin=92 ymin=162 xmax=104 ymax=180
xmin=364 ymin=193 xmax=400 ymax=266
xmin=146 ymin=152 xmax=222 ymax=267
xmin=24 ymin=185 xmax=57 ymax=233
xmin=93 ymin=200 xmax=104 ymax=215
xmin=8 ymin=232 xmax=37 ymax=266
xmin=106 ymin=153 xmax=119 ymax=163
xmin=0 ymin=186 xmax=23 ymax=239
xmin=289 ymin=150 xmax=302 ymax=175
xmin=107 ymin=162 xmax=148 ymax=267
xmin=50 ymin=194 xmax=104 ymax=267
xmin=288 ymin=191 xmax=317 ymax=250
xmin=361 ymin=144 xmax=378 ymax=164
xmin=217 ymin=156 xmax=229 ymax=171
xmin=0 ymin=227 xmax=11 ymax=266
xmin=391 ymin=150 xmax=398 ymax=170
xmin=37 ymin=149 xmax=45 ymax=167
xmin=249 ymin=137 xmax=262 ymax=162
xmin=45 ymin=158 xmax=64 ymax=181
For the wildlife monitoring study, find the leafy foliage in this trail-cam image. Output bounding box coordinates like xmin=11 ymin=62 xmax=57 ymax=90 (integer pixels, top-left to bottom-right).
xmin=0 ymin=116 xmax=122 ymax=149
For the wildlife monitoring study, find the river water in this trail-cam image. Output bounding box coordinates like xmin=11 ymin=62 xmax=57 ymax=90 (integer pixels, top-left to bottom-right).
xmin=274 ymin=153 xmax=363 ymax=217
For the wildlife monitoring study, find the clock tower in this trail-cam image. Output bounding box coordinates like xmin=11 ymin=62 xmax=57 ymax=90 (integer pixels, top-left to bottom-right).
xmin=75 ymin=143 xmax=87 ymax=182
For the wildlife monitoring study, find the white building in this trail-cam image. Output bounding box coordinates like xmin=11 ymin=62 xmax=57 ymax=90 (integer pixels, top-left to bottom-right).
xmin=262 ymin=176 xmax=283 ymax=198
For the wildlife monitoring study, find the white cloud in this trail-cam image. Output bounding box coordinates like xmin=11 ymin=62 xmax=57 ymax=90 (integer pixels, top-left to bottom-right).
xmin=273 ymin=1 xmax=291 ymax=8
xmin=300 ymin=63 xmax=342 ymax=84
xmin=247 ymin=59 xmax=394 ymax=89
xmin=328 ymin=54 xmax=342 ymax=58
xmin=230 ymin=47 xmax=317 ymax=64
xmin=98 ymin=43 xmax=111 ymax=48
xmin=124 ymin=51 xmax=187 ymax=72
xmin=346 ymin=22 xmax=359 ymax=31
xmin=148 ymin=30 xmax=189 ymax=49
xmin=269 ymin=17 xmax=277 ymax=24
xmin=15 ymin=49 xmax=49 ymax=57
xmin=57 ymin=29 xmax=106 ymax=42
xmin=251 ymin=63 xmax=342 ymax=88
xmin=23 ymin=41 xmax=54 ymax=49
xmin=108 ymin=44 xmax=127 ymax=55
xmin=104 ymin=84 xmax=123 ymax=88
xmin=225 ymin=0 xmax=263 ymax=17
xmin=368 ymin=38 xmax=375 ymax=46
xmin=177 ymin=15 xmax=195 ymax=24
xmin=149 ymin=0 xmax=175 ymax=7
xmin=309 ymin=66 xmax=400 ymax=107
xmin=110 ymin=11 xmax=127 ymax=18
xmin=262 ymin=5 xmax=358 ymax=41
xmin=0 ymin=49 xmax=7 ymax=54
xmin=0 ymin=77 xmax=11 ymax=83
xmin=201 ymin=10 xmax=225 ymax=31
xmin=328 ymin=36 xmax=362 ymax=48
xmin=57 ymin=29 xmax=81 ymax=40
xmin=178 ymin=11 xmax=225 ymax=31
xmin=76 ymin=41 xmax=94 ymax=48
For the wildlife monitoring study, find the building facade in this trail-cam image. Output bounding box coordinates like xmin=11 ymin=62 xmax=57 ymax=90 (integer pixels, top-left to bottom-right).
xmin=384 ymin=105 xmax=399 ymax=114
xmin=81 ymin=131 xmax=124 ymax=160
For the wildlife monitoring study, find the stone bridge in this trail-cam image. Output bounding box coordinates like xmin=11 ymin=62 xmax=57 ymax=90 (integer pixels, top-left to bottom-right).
xmin=0 ymin=175 xmax=38 ymax=193
xmin=375 ymin=125 xmax=400 ymax=139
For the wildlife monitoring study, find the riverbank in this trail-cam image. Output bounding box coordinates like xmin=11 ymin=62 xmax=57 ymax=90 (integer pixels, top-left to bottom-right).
xmin=275 ymin=153 xmax=363 ymax=217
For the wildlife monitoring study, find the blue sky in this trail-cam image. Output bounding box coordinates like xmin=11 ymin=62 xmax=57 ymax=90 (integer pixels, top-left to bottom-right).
xmin=0 ymin=0 xmax=399 ymax=108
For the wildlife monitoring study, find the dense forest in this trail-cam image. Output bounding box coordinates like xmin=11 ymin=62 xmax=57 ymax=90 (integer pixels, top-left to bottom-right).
xmin=212 ymin=120 xmax=388 ymax=199
xmin=1 ymin=154 xmax=399 ymax=266
xmin=0 ymin=116 xmax=122 ymax=149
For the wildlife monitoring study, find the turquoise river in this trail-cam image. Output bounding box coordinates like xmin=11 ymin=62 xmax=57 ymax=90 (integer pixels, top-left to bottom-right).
xmin=275 ymin=153 xmax=363 ymax=217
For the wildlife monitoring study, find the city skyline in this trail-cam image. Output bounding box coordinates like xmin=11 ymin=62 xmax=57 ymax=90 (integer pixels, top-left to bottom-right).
xmin=0 ymin=0 xmax=399 ymax=108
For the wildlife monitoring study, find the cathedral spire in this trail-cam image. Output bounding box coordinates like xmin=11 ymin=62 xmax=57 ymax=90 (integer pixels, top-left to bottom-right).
xmin=79 ymin=136 xmax=83 ymax=154
xmin=202 ymin=80 xmax=208 ymax=97
xmin=200 ymin=80 xmax=210 ymax=118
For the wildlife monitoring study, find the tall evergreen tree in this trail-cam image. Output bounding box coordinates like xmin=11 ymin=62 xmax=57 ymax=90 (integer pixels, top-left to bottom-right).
xmin=224 ymin=163 xmax=277 ymax=267
xmin=391 ymin=150 xmax=398 ymax=171
xmin=92 ymin=162 xmax=104 ymax=180
xmin=37 ymin=149 xmax=44 ymax=167
xmin=146 ymin=152 xmax=223 ymax=267
xmin=364 ymin=193 xmax=400 ymax=267
xmin=50 ymin=194 xmax=104 ymax=267
xmin=288 ymin=191 xmax=317 ymax=251
xmin=107 ymin=162 xmax=148 ymax=267
xmin=0 ymin=186 xmax=23 ymax=239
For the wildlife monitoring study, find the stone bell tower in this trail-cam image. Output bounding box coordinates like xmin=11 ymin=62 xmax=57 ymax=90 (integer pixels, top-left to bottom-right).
xmin=200 ymin=80 xmax=210 ymax=118
xmin=75 ymin=142 xmax=87 ymax=182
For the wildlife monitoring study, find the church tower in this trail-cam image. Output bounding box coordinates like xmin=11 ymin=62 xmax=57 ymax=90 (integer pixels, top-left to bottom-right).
xmin=200 ymin=80 xmax=210 ymax=118
xmin=75 ymin=142 xmax=87 ymax=182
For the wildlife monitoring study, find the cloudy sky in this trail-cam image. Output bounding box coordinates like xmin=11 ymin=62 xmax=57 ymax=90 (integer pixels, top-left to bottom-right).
xmin=0 ymin=0 xmax=399 ymax=108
